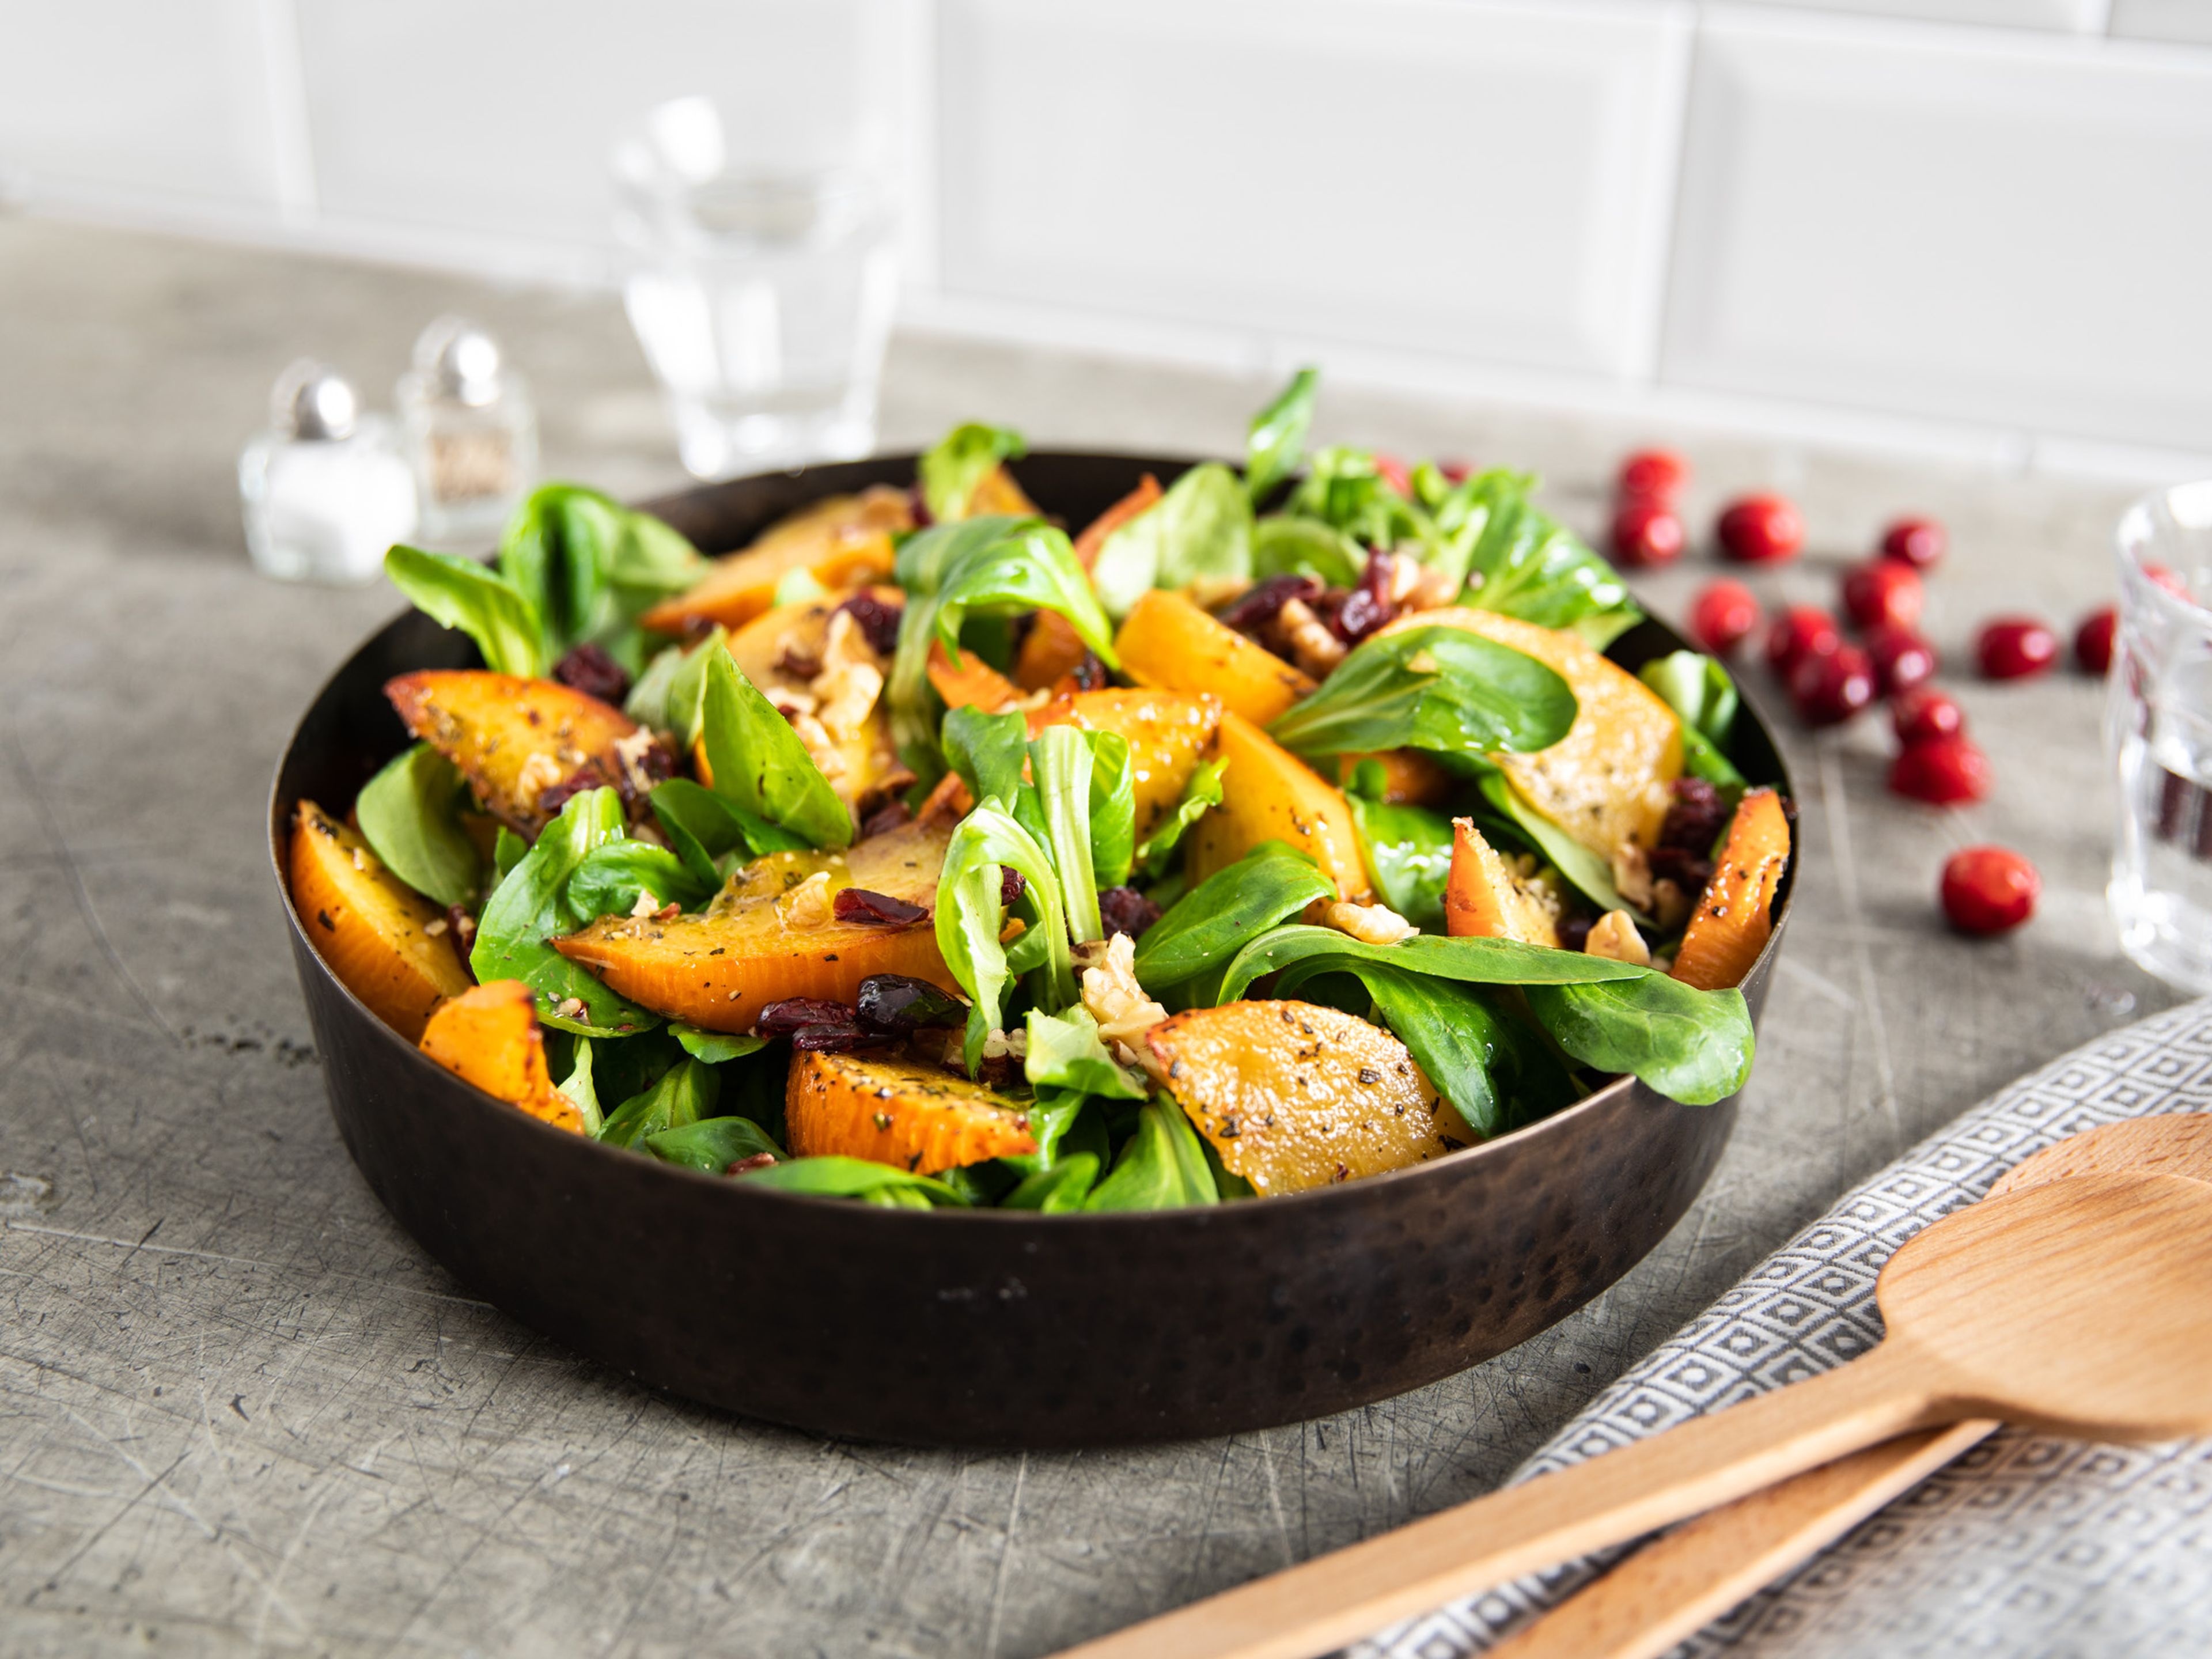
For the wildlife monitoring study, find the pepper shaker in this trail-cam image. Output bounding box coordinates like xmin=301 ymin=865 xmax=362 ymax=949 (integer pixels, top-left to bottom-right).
xmin=238 ymin=360 xmax=418 ymax=584
xmin=397 ymin=316 xmax=537 ymax=539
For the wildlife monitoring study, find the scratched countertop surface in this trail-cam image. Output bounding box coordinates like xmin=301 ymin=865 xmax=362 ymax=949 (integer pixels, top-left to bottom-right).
xmin=0 ymin=218 xmax=2181 ymax=1658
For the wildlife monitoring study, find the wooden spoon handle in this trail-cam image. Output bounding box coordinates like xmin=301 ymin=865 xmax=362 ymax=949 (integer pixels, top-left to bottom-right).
xmin=1483 ymin=1419 xmax=1998 ymax=1659
xmin=1056 ymin=1342 xmax=1954 ymax=1659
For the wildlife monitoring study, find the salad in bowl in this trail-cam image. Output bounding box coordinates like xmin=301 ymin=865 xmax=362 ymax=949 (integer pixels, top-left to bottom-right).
xmin=288 ymin=372 xmax=1788 ymax=1217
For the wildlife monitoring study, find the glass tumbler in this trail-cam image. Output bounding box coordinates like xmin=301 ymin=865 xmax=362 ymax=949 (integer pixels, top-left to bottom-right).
xmin=2108 ymin=480 xmax=2212 ymax=991
xmin=614 ymin=94 xmax=899 ymax=479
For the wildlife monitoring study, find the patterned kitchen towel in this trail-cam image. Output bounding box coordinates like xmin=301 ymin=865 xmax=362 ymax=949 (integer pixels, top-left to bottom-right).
xmin=1361 ymin=995 xmax=2212 ymax=1659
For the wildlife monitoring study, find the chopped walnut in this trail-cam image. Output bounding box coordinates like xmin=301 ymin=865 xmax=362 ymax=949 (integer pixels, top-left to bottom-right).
xmin=980 ymin=1027 xmax=1029 ymax=1062
xmin=1278 ymin=597 xmax=1347 ymax=676
xmin=772 ymin=686 xmax=820 ymax=717
xmin=1585 ymin=910 xmax=1652 ymax=966
xmin=777 ymin=870 xmax=835 ymax=929
xmin=611 ymin=727 xmax=661 ymax=797
xmin=514 ymin=749 xmax=565 ymax=806
xmin=1384 ymin=551 xmax=1426 ymax=605
xmin=786 ymin=710 xmax=846 ymax=779
xmin=1407 ymin=562 xmax=1461 ymax=610
xmin=1324 ymin=900 xmax=1418 ymax=946
xmin=629 ymin=889 xmax=661 ymax=918
xmin=1653 ymin=877 xmax=1694 ymax=931
xmin=1611 ymin=843 xmax=1657 ymax=912
xmin=1077 ymin=933 xmax=1169 ymax=1058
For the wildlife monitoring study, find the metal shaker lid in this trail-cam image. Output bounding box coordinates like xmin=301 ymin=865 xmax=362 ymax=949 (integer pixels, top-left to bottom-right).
xmin=272 ymin=359 xmax=359 ymax=441
xmin=412 ymin=316 xmax=504 ymax=408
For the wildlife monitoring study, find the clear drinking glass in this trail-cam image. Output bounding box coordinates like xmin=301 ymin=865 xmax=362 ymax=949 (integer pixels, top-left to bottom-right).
xmin=2108 ymin=480 xmax=2212 ymax=991
xmin=613 ymin=94 xmax=899 ymax=479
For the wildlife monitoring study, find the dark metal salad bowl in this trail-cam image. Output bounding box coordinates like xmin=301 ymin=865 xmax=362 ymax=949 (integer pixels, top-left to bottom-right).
xmin=270 ymin=452 xmax=1792 ymax=1448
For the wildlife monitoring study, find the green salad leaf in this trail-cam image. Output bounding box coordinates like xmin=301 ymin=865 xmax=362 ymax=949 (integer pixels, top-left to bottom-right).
xmin=1134 ymin=757 xmax=1225 ymax=881
xmin=1029 ymin=725 xmax=1103 ymax=943
xmin=625 ymin=626 xmax=726 ymax=748
xmin=644 ymin=1114 xmax=783 ymax=1173
xmin=1447 ymin=474 xmax=1638 ymax=646
xmin=1090 ymin=462 xmax=1254 ymax=618
xmin=1084 ymin=1099 xmax=1218 ymax=1211
xmin=566 ymin=842 xmax=713 ymax=921
xmin=1215 ymin=925 xmax=1644 ymax=1003
xmin=1267 ymin=625 xmax=1578 ymax=760
xmin=698 ymin=647 xmax=851 ymax=851
xmin=1025 ymin=1005 xmax=1148 ymax=1101
xmin=355 ymin=742 xmax=481 ymax=909
xmin=920 ymin=422 xmax=1027 ymax=521
xmin=735 ymin=1156 xmax=970 ymax=1207
xmin=384 ymin=546 xmax=546 ymax=678
xmin=597 ymin=1055 xmax=718 ymax=1148
xmin=1283 ymin=447 xmax=1431 ymax=555
xmin=1346 ymin=794 xmax=1455 ymax=933
xmin=1001 ymin=1153 xmax=1101 ymax=1213
xmin=1346 ymin=964 xmax=1576 ymax=1140
xmin=1639 ymin=650 xmax=1747 ymax=790
xmin=555 ymin=1037 xmax=602 ymax=1136
xmin=498 ymin=484 xmax=706 ymax=674
xmin=1473 ymin=771 xmax=1637 ymax=919
xmin=1132 ymin=842 xmax=1336 ymax=991
xmin=1252 ymin=516 xmax=1365 ymax=588
xmin=1244 ymin=367 xmax=1317 ymax=503
xmin=648 ymin=777 xmax=808 ymax=891
xmin=1086 ymin=730 xmax=1137 ymax=892
xmin=471 ymin=787 xmax=660 ymax=1037
xmin=935 ymin=799 xmax=1073 ymax=1073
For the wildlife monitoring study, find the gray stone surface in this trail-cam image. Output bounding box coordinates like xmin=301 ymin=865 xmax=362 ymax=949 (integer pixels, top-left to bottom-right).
xmin=0 ymin=217 xmax=2180 ymax=1657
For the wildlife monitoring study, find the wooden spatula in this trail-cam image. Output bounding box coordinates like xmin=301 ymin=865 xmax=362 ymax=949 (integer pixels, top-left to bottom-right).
xmin=1056 ymin=1168 xmax=2212 ymax=1659
xmin=1486 ymin=1113 xmax=2212 ymax=1659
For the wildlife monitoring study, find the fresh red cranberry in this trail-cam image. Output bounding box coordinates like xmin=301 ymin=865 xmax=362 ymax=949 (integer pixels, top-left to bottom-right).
xmin=1690 ymin=580 xmax=1761 ymax=655
xmin=1717 ymin=494 xmax=1804 ymax=565
xmin=1880 ymin=517 xmax=1946 ymax=571
xmin=1841 ymin=560 xmax=1923 ymax=632
xmin=1617 ymin=449 xmax=1688 ymax=502
xmin=1610 ymin=498 xmax=1685 ymax=567
xmin=1891 ymin=685 xmax=1964 ymax=746
xmin=1790 ymin=643 xmax=1875 ymax=726
xmin=1865 ymin=626 xmax=1937 ymax=695
xmin=1889 ymin=735 xmax=1991 ymax=805
xmin=1374 ymin=453 xmax=1411 ymax=497
xmin=1765 ymin=606 xmax=1840 ymax=676
xmin=1976 ymin=616 xmax=2059 ymax=681
xmin=2075 ymin=607 xmax=2118 ymax=675
xmin=1940 ymin=846 xmax=2039 ymax=935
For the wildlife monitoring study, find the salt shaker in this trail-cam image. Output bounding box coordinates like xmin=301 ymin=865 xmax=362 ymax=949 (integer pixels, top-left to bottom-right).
xmin=238 ymin=361 xmax=418 ymax=584
xmin=396 ymin=316 xmax=537 ymax=538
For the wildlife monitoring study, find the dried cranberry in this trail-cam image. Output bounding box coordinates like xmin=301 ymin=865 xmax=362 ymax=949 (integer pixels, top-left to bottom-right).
xmin=1891 ymin=685 xmax=1964 ymax=746
xmin=857 ymin=974 xmax=967 ymax=1033
xmin=860 ymin=800 xmax=914 ymax=839
xmin=832 ymin=887 xmax=928 ymax=926
xmin=790 ymin=1022 xmax=876 ymax=1053
xmin=1617 ymin=448 xmax=1688 ymax=502
xmin=1001 ymin=867 xmax=1027 ymax=908
xmin=553 ymin=642 xmax=630 ymax=704
xmin=1790 ymin=644 xmax=1875 ymax=727
xmin=1889 ymin=735 xmax=1990 ymax=806
xmin=835 ymin=590 xmax=905 ymax=656
xmin=1557 ymin=912 xmax=1595 ymax=953
xmin=537 ymin=760 xmax=613 ymax=816
xmin=1941 ymin=846 xmax=2039 ymax=935
xmin=1217 ymin=574 xmax=1322 ymax=632
xmin=1329 ymin=549 xmax=1401 ymax=645
xmin=1099 ymin=885 xmax=1162 ymax=940
xmin=1975 ymin=616 xmax=2059 ymax=681
xmin=1690 ymin=580 xmax=1761 ymax=656
xmin=725 ymin=1153 xmax=778 ymax=1176
xmin=1067 ymin=650 xmax=1109 ymax=691
xmin=1765 ymin=607 xmax=1840 ymax=676
xmin=1880 ymin=517 xmax=1946 ymax=571
xmin=757 ymin=997 xmax=857 ymax=1037
xmin=1864 ymin=626 xmax=1937 ymax=696
xmin=1716 ymin=494 xmax=1804 ymax=565
xmin=1841 ymin=560 xmax=1922 ymax=632
xmin=2075 ymin=607 xmax=2118 ymax=675
xmin=1609 ymin=498 xmax=1685 ymax=568
xmin=907 ymin=484 xmax=933 ymax=528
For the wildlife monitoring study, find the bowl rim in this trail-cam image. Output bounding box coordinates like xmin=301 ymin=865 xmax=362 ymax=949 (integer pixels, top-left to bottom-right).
xmin=270 ymin=448 xmax=1793 ymax=1228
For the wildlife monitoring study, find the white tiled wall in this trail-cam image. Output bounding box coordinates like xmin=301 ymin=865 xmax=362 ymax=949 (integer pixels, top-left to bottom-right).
xmin=3 ymin=0 xmax=2211 ymax=469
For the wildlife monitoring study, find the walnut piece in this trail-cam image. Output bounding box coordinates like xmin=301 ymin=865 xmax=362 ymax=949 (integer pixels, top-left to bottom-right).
xmin=1077 ymin=934 xmax=1169 ymax=1057
xmin=1278 ymin=597 xmax=1347 ymax=676
xmin=1323 ymin=900 xmax=1418 ymax=946
xmin=1585 ymin=909 xmax=1652 ymax=966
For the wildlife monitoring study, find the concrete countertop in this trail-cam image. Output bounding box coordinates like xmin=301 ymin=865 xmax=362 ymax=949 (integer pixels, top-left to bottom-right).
xmin=0 ymin=218 xmax=2178 ymax=1658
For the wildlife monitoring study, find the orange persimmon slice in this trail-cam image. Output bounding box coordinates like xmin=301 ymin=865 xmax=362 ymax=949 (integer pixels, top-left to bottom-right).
xmin=1671 ymin=787 xmax=1790 ymax=991
xmin=785 ymin=1051 xmax=1036 ymax=1175
xmin=1443 ymin=817 xmax=1563 ymax=948
xmin=419 ymin=979 xmax=585 ymax=1134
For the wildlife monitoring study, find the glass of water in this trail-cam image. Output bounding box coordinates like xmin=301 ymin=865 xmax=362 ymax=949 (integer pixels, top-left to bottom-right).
xmin=2108 ymin=480 xmax=2212 ymax=991
xmin=613 ymin=94 xmax=899 ymax=479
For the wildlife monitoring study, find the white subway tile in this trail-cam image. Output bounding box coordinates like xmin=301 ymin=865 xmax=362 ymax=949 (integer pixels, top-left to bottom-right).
xmin=294 ymin=0 xmax=905 ymax=253
xmin=1727 ymin=0 xmax=2104 ymax=31
xmin=0 ymin=0 xmax=286 ymax=207
xmin=2108 ymin=0 xmax=2212 ymax=46
xmin=1661 ymin=13 xmax=2212 ymax=452
xmin=933 ymin=0 xmax=1691 ymax=378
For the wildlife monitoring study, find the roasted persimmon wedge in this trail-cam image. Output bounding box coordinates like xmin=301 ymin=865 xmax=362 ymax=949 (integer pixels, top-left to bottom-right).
xmin=927 ymin=639 xmax=1022 ymax=714
xmin=553 ymin=818 xmax=957 ymax=1032
xmin=639 ymin=486 xmax=910 ymax=635
xmin=289 ymin=800 xmax=471 ymax=1040
xmin=1671 ymin=787 xmax=1790 ymax=991
xmin=1027 ymin=687 xmax=1222 ymax=839
xmin=1147 ymin=1000 xmax=1464 ymax=1195
xmin=1380 ymin=607 xmax=1682 ymax=859
xmin=1013 ymin=611 xmax=1095 ymax=691
xmin=387 ymin=670 xmax=644 ymax=837
xmin=418 ymin=979 xmax=585 ymax=1134
xmin=786 ymin=1051 xmax=1036 ymax=1174
xmin=1184 ymin=711 xmax=1368 ymax=900
xmin=725 ymin=593 xmax=900 ymax=806
xmin=1444 ymin=817 xmax=1563 ymax=948
xmin=1112 ymin=588 xmax=1315 ymax=727
xmin=961 ymin=463 xmax=1039 ymax=520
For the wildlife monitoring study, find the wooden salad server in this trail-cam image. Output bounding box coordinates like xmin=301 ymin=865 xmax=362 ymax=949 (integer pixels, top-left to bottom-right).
xmin=1487 ymin=1113 xmax=2212 ymax=1659
xmin=1056 ymin=1166 xmax=2212 ymax=1659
